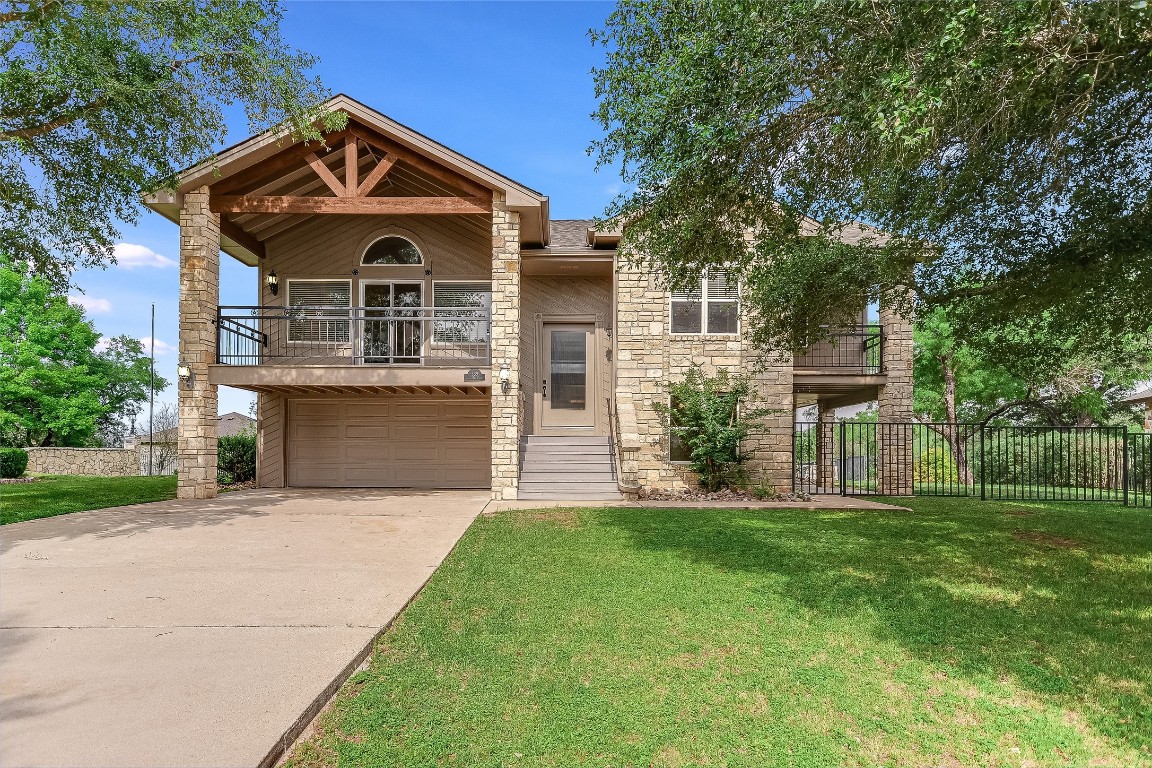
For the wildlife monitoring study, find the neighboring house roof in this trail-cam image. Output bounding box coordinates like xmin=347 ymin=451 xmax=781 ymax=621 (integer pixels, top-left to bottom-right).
xmin=549 ymin=220 xmax=597 ymax=249
xmin=1124 ymin=387 xmax=1152 ymax=404
xmin=143 ymin=412 xmax=254 ymax=443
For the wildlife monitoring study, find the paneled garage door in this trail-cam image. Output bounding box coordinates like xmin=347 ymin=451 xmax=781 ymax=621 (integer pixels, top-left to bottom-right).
xmin=286 ymin=398 xmax=490 ymax=488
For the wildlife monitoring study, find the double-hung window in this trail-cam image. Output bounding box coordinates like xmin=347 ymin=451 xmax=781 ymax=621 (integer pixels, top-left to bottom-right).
xmin=670 ymin=272 xmax=739 ymax=334
xmin=286 ymin=280 xmax=351 ymax=343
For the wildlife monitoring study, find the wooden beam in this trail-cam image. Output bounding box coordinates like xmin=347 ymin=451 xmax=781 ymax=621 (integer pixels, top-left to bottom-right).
xmin=219 ymin=216 xmax=266 ymax=259
xmin=346 ymin=125 xmax=492 ymax=199
xmin=356 ymin=152 xmax=397 ymax=196
xmin=344 ymin=136 xmax=358 ymax=196
xmin=210 ymin=131 xmax=348 ymax=196
xmin=210 ymin=195 xmax=492 ymax=215
xmin=305 ymin=152 xmax=346 ymax=197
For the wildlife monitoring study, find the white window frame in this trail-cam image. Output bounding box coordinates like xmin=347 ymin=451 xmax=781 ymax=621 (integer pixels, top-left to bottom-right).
xmin=284 ymin=278 xmax=352 ymax=345
xmin=668 ymin=272 xmax=740 ymax=336
xmin=431 ymin=280 xmax=492 ymax=347
xmin=360 ymin=234 xmax=424 ymax=266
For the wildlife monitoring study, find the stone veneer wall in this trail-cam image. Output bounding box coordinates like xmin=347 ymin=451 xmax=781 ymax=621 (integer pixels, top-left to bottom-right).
xmin=876 ymin=294 xmax=915 ymax=493
xmin=177 ymin=186 xmax=220 ymax=499
xmin=25 ymin=448 xmax=139 ymax=477
xmin=613 ymin=264 xmax=796 ymax=493
xmin=490 ymin=192 xmax=521 ymax=499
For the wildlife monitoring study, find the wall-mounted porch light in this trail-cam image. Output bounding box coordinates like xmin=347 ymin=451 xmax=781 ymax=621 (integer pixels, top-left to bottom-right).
xmin=177 ymin=361 xmax=194 ymax=390
xmin=499 ymin=361 xmax=511 ymax=394
xmin=266 ymin=269 xmax=279 ymax=297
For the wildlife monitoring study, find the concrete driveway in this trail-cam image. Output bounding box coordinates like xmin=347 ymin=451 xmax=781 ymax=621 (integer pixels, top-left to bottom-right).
xmin=0 ymin=488 xmax=487 ymax=768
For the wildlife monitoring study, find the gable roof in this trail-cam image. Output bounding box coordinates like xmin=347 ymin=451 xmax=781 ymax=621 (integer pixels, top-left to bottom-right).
xmin=144 ymin=94 xmax=551 ymax=262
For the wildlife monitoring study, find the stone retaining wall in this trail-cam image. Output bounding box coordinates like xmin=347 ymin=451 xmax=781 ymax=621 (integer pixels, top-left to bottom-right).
xmin=25 ymin=447 xmax=140 ymax=477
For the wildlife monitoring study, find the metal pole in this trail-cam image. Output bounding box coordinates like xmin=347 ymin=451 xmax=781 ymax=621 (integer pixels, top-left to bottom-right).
xmin=979 ymin=424 xmax=986 ymax=501
xmin=839 ymin=421 xmax=846 ymax=496
xmin=1123 ymin=426 xmax=1129 ymax=507
xmin=148 ymin=303 xmax=154 ymax=476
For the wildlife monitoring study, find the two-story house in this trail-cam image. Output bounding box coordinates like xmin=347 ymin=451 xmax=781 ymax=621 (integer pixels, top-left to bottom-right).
xmin=146 ymin=95 xmax=912 ymax=501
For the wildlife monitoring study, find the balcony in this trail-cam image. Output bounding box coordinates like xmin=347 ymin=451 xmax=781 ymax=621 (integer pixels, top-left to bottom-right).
xmin=793 ymin=325 xmax=884 ymax=375
xmin=211 ymin=305 xmax=492 ymax=393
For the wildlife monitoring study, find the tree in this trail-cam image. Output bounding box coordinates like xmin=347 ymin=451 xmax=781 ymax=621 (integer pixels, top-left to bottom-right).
xmin=914 ymin=305 xmax=1151 ymax=481
xmin=591 ymin=0 xmax=1152 ymax=353
xmin=0 ymin=264 xmax=165 ymax=446
xmin=135 ymin=403 xmax=178 ymax=475
xmin=1 ymin=0 xmax=345 ymax=288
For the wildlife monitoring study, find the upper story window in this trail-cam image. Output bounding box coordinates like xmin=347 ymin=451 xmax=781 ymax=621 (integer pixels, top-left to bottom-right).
xmin=670 ymin=272 xmax=739 ymax=335
xmin=361 ymin=235 xmax=422 ymax=265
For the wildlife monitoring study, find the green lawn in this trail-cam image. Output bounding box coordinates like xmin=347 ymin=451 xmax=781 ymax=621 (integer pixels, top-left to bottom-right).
xmin=288 ymin=497 xmax=1152 ymax=768
xmin=0 ymin=474 xmax=177 ymax=524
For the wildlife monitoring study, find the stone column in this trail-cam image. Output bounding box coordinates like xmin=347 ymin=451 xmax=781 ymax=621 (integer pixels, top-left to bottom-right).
xmin=744 ymin=358 xmax=795 ymax=494
xmin=877 ymin=292 xmax=914 ymax=494
xmin=815 ymin=400 xmax=837 ymax=493
xmin=490 ymin=192 xmax=521 ymax=500
xmin=177 ymin=186 xmax=220 ymax=499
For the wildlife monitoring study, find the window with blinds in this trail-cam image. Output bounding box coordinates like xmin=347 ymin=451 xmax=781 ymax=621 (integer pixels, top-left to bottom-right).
xmin=433 ymin=282 xmax=491 ymax=344
xmin=670 ymin=272 xmax=739 ymax=334
xmin=286 ymin=280 xmax=352 ymax=343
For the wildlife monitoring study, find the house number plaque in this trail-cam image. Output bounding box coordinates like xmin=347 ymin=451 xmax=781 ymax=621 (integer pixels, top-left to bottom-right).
xmin=464 ymin=369 xmax=486 ymax=382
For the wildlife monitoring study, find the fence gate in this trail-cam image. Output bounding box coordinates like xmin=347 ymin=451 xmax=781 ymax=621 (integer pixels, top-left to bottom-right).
xmin=794 ymin=422 xmax=1151 ymax=506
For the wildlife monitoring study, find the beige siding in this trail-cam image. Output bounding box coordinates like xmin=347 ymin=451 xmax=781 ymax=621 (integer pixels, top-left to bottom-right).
xmin=520 ymin=276 xmax=612 ymax=435
xmin=256 ymin=393 xmax=285 ymax=487
xmin=260 ymin=214 xmax=490 ymax=307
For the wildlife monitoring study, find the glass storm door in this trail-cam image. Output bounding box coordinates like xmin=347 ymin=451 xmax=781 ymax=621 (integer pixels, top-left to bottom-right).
xmin=540 ymin=324 xmax=595 ymax=428
xmin=361 ymin=282 xmax=423 ymax=364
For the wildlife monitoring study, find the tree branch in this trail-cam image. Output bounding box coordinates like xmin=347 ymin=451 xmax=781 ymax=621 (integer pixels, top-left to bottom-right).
xmin=0 ymin=96 xmax=108 ymax=141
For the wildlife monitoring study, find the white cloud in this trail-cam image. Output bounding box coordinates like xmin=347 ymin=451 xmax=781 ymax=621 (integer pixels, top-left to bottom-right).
xmin=113 ymin=242 xmax=176 ymax=269
xmin=138 ymin=337 xmax=177 ymax=356
xmin=94 ymin=336 xmax=111 ymax=353
xmin=68 ymin=294 xmax=112 ymax=314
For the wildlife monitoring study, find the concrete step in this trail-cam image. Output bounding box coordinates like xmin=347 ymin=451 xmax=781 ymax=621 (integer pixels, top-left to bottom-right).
xmin=513 ymin=495 xmax=622 ymax=502
xmin=523 ymin=436 xmax=610 ymax=445
xmin=518 ymin=482 xmax=621 ymax=493
xmin=519 ymin=460 xmax=615 ymax=470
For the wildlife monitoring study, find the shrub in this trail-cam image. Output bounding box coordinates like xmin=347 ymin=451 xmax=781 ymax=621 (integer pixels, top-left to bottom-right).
xmin=654 ymin=365 xmax=775 ymax=492
xmin=218 ymin=431 xmax=256 ymax=484
xmin=0 ymin=447 xmax=28 ymax=478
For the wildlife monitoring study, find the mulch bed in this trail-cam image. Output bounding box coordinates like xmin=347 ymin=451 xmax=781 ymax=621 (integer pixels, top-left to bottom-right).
xmin=0 ymin=476 xmax=38 ymax=485
xmin=219 ymin=480 xmax=258 ymax=493
xmin=639 ymin=487 xmax=814 ymax=503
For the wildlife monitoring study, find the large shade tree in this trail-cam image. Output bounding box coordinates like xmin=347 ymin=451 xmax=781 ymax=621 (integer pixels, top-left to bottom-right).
xmin=0 ymin=264 xmax=166 ymax=447
xmin=0 ymin=0 xmax=344 ymax=288
xmin=591 ymin=0 xmax=1152 ymax=353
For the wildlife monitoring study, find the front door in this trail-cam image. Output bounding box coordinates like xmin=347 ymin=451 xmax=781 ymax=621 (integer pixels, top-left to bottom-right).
xmin=361 ymin=281 xmax=423 ymax=364
xmin=540 ymin=323 xmax=596 ymax=429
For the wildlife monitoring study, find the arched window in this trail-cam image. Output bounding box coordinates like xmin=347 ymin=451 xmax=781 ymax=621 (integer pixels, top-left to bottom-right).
xmin=361 ymin=235 xmax=422 ymax=265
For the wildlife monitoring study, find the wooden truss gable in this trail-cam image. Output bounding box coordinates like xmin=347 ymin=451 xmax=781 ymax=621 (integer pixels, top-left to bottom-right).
xmin=208 ymin=122 xmax=494 ymax=219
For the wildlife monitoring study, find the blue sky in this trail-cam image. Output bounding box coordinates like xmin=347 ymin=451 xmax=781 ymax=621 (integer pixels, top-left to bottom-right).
xmin=70 ymin=1 xmax=618 ymax=418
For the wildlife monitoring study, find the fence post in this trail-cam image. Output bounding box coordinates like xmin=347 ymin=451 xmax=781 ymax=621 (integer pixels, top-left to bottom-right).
xmin=979 ymin=424 xmax=986 ymax=501
xmin=1123 ymin=426 xmax=1129 ymax=507
xmin=839 ymin=422 xmax=846 ymax=496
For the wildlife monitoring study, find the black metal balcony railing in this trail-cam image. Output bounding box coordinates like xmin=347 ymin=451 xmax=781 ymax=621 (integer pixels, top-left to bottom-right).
xmin=793 ymin=325 xmax=883 ymax=374
xmin=216 ymin=305 xmax=491 ymax=367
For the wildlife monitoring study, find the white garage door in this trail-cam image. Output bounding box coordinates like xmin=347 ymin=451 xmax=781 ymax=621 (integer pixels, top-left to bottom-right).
xmin=287 ymin=398 xmax=490 ymax=488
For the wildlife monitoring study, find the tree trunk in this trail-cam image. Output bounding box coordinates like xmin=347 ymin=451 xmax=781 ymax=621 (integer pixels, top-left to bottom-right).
xmin=939 ymin=353 xmax=975 ymax=486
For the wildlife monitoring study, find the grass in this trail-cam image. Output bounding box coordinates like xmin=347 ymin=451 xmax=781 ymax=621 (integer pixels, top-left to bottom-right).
xmin=0 ymin=474 xmax=177 ymax=524
xmin=288 ymin=497 xmax=1152 ymax=768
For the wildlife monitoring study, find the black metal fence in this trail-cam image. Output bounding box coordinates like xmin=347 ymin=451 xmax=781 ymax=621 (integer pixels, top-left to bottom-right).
xmin=794 ymin=421 xmax=1152 ymax=506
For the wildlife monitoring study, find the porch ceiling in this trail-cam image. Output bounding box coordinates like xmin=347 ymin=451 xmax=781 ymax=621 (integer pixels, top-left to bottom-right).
xmin=229 ymin=384 xmax=490 ymax=397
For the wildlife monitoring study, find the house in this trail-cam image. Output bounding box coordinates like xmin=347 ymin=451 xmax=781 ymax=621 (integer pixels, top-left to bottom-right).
xmin=128 ymin=411 xmax=255 ymax=447
xmin=1125 ymin=387 xmax=1152 ymax=431
xmin=145 ymin=95 xmax=911 ymax=501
